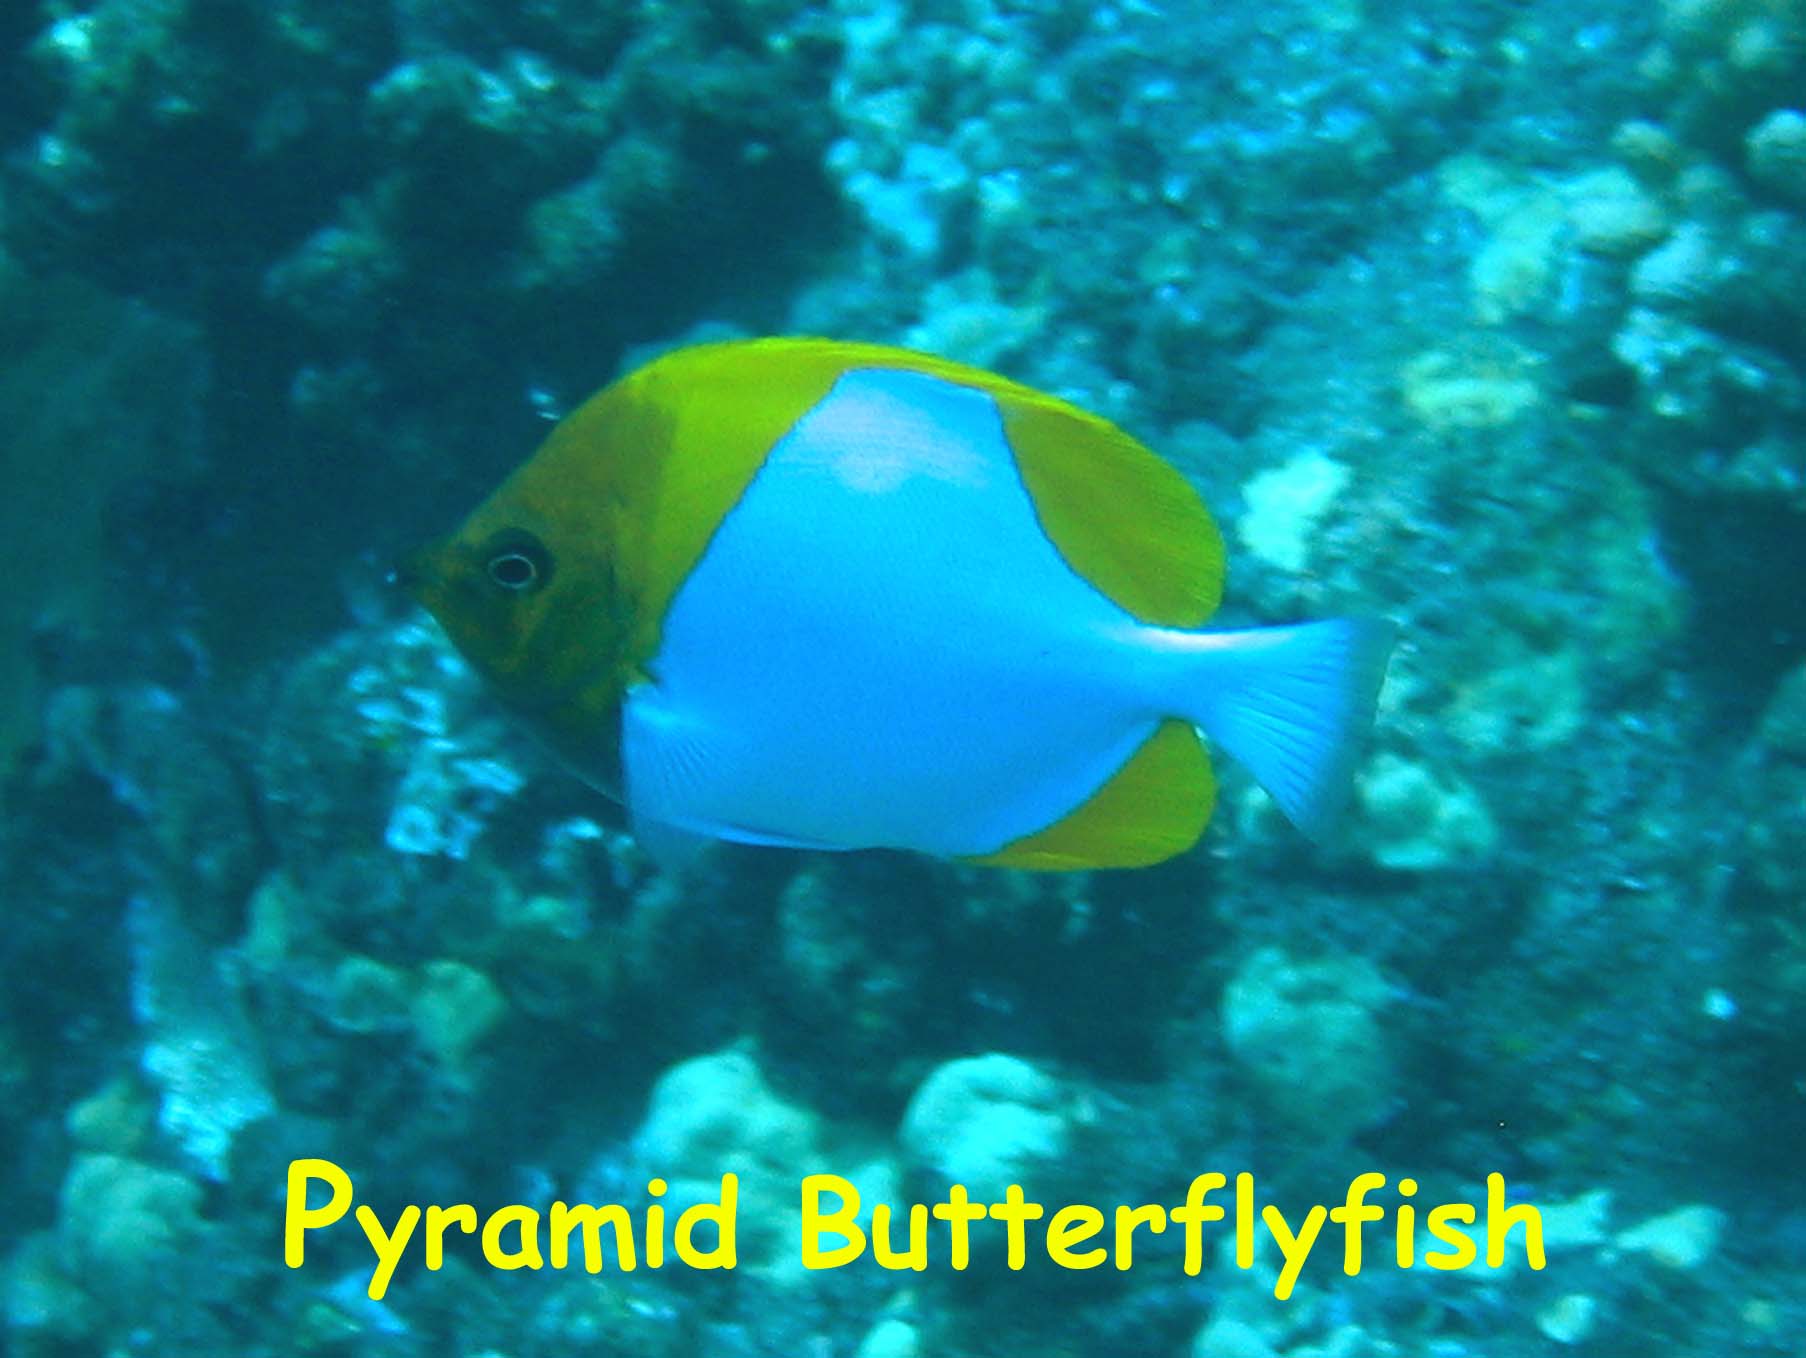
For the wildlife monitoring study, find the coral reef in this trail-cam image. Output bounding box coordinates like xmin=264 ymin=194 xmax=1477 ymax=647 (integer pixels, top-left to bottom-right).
xmin=1 ymin=0 xmax=1802 ymax=1355
xmin=0 ymin=251 xmax=205 ymax=767
xmin=5 ymin=0 xmax=845 ymax=668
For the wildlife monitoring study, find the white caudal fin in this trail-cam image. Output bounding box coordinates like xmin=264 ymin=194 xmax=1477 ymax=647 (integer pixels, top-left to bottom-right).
xmin=1173 ymin=619 xmax=1396 ymax=839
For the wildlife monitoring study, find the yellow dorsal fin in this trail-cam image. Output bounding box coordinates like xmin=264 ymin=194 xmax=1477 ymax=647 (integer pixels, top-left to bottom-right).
xmin=968 ymin=719 xmax=1215 ymax=870
xmin=706 ymin=338 xmax=1227 ymax=627
xmin=514 ymin=336 xmax=1225 ymax=685
xmin=994 ymin=392 xmax=1224 ymax=627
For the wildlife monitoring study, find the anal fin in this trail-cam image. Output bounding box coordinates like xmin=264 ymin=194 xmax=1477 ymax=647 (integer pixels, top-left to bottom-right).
xmin=966 ymin=719 xmax=1214 ymax=870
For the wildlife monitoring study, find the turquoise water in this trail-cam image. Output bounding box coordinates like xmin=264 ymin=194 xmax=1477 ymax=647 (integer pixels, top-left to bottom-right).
xmin=2 ymin=1 xmax=1802 ymax=1354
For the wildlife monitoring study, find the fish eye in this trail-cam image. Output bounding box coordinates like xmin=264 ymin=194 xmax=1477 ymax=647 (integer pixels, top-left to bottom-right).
xmin=483 ymin=531 xmax=553 ymax=594
xmin=488 ymin=552 xmax=538 ymax=590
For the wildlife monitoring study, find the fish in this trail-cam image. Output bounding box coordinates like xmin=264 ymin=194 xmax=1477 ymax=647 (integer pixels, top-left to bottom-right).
xmin=400 ymin=338 xmax=1394 ymax=870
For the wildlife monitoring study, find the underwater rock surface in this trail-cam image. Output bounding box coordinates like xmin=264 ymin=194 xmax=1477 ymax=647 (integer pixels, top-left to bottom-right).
xmin=2 ymin=0 xmax=1804 ymax=1354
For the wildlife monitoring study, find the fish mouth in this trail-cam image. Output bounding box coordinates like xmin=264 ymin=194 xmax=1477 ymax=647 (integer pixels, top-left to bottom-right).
xmin=389 ymin=542 xmax=438 ymax=597
xmin=389 ymin=541 xmax=454 ymax=619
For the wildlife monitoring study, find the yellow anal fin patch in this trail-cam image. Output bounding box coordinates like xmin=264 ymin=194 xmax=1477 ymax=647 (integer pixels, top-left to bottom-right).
xmin=968 ymin=719 xmax=1215 ymax=871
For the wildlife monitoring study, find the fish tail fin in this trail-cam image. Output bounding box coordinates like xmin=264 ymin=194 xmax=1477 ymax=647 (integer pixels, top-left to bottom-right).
xmin=1168 ymin=619 xmax=1395 ymax=839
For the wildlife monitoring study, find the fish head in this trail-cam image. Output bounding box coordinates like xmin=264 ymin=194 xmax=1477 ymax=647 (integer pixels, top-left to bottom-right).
xmin=396 ymin=478 xmax=627 ymax=731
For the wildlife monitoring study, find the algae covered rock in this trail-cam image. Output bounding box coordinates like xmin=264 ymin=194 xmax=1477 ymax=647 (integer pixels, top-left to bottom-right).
xmin=1730 ymin=663 xmax=1806 ymax=1049
xmin=57 ymin=1151 xmax=204 ymax=1287
xmin=1745 ymin=108 xmax=1806 ymax=206
xmin=253 ymin=615 xmax=554 ymax=943
xmin=1606 ymin=0 xmax=1806 ymax=555
xmin=3 ymin=1231 xmax=94 ymax=1344
xmin=855 ymin=1316 xmax=921 ymax=1358
xmin=63 ymin=1076 xmax=152 ymax=1156
xmin=1738 ymin=661 xmax=1806 ymax=898
xmin=0 ymin=252 xmax=205 ymax=772
xmin=126 ymin=892 xmax=276 ymax=1181
xmin=1536 ymin=1292 xmax=1600 ymax=1345
xmin=1192 ymin=1316 xmax=1282 ymax=1358
xmin=327 ymin=953 xmax=413 ymax=1034
xmin=1615 ymin=1203 xmax=1726 ymax=1271
xmin=632 ymin=1047 xmax=824 ymax=1267
xmin=1562 ymin=165 xmax=1673 ymax=258
xmin=1220 ymin=946 xmax=1395 ymax=1140
xmin=1236 ymin=451 xmax=1353 ymax=573
xmin=898 ymin=1053 xmax=1077 ymax=1201
xmin=1399 ymin=338 xmax=1543 ymax=431
xmin=410 ymin=957 xmax=509 ymax=1068
xmin=34 ymin=683 xmax=260 ymax=940
xmin=1355 ymin=752 xmax=1499 ymax=871
xmin=1754 ymin=656 xmax=1806 ymax=760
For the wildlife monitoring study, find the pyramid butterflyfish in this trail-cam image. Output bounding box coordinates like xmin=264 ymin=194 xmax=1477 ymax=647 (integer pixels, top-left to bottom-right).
xmin=401 ymin=339 xmax=1395 ymax=870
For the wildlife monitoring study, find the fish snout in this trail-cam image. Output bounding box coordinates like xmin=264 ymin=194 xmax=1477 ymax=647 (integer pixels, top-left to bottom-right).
xmin=388 ymin=549 xmax=425 ymax=595
xmin=389 ymin=541 xmax=447 ymax=601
